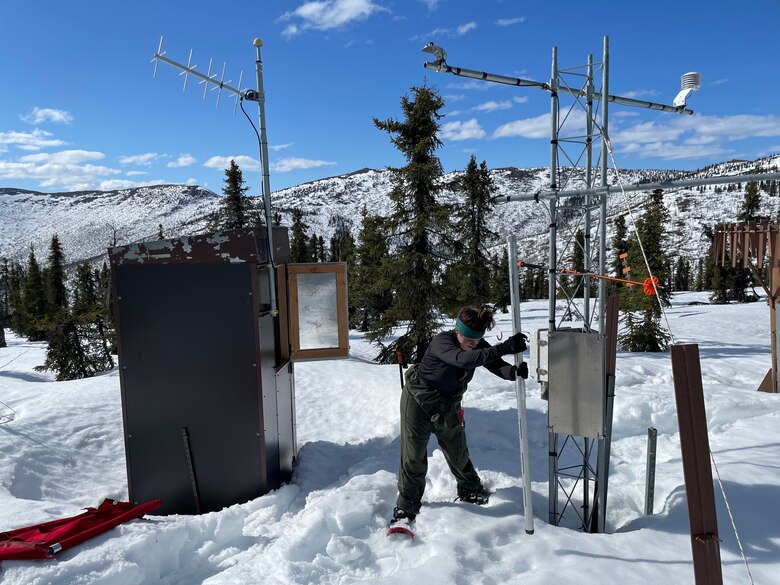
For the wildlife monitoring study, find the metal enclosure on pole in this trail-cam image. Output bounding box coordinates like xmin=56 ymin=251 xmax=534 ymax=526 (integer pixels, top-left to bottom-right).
xmin=508 ymin=235 xmax=535 ymax=534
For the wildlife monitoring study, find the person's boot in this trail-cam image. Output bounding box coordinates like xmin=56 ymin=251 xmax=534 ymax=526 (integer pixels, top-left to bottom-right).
xmin=456 ymin=485 xmax=490 ymax=505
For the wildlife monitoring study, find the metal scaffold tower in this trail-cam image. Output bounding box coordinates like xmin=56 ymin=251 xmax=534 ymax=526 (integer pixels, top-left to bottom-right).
xmin=422 ymin=36 xmax=780 ymax=533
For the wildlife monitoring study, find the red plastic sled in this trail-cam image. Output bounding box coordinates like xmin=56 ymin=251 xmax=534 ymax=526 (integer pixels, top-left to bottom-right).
xmin=0 ymin=498 xmax=162 ymax=560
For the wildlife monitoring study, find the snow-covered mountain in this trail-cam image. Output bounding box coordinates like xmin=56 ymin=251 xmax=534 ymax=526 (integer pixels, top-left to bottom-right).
xmin=2 ymin=155 xmax=779 ymax=269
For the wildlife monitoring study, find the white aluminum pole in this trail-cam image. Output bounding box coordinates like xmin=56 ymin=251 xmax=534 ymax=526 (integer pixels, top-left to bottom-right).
xmin=548 ymin=46 xmax=559 ymax=526
xmin=253 ymin=38 xmax=278 ymax=315
xmin=508 ymin=234 xmax=535 ymax=534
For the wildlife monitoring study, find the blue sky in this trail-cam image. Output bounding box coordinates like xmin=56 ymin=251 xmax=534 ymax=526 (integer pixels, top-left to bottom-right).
xmin=1 ymin=0 xmax=779 ymax=194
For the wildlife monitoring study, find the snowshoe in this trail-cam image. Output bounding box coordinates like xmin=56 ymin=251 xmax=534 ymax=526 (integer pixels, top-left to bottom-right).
xmin=386 ymin=507 xmax=415 ymax=538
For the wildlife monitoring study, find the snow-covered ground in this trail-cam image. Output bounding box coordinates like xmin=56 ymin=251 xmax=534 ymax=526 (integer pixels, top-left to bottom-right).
xmin=0 ymin=292 xmax=778 ymax=584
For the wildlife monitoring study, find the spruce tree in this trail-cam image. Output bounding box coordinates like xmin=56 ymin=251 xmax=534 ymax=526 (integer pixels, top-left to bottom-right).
xmin=328 ymin=215 xmax=356 ymax=262
xmin=737 ymin=181 xmax=761 ymax=221
xmin=45 ymin=234 xmax=68 ymax=316
xmin=371 ymin=85 xmax=451 ymax=362
xmin=0 ymin=258 xmax=8 ymax=347
xmin=307 ymin=234 xmax=319 ymax=262
xmin=21 ymin=247 xmax=48 ymax=341
xmin=609 ymin=215 xmax=629 ymax=297
xmin=219 ymin=159 xmax=252 ymax=230
xmin=618 ymin=190 xmax=672 ymax=352
xmin=350 ymin=208 xmax=392 ymax=332
xmin=446 ymin=156 xmax=498 ymax=311
xmin=489 ymin=247 xmax=510 ymax=311
xmin=8 ymin=262 xmax=24 ymax=334
xmin=289 ymin=208 xmax=310 ymax=262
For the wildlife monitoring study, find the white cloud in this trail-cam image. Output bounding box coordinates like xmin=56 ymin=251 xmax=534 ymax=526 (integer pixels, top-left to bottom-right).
xmin=447 ymin=81 xmax=492 ymax=92
xmin=118 ymin=153 xmax=160 ymax=166
xmin=513 ymin=96 xmax=529 ymax=104
xmin=618 ymin=141 xmax=730 ymax=160
xmin=20 ymin=150 xmax=105 ymax=164
xmin=611 ymin=114 xmax=780 ymax=160
xmin=0 ymin=151 xmax=120 ymax=191
xmin=493 ymin=111 xmax=587 ymax=139
xmin=204 ymin=155 xmax=262 ymax=171
xmin=493 ymin=113 xmax=554 ymax=139
xmin=621 ymin=88 xmax=661 ymax=99
xmin=419 ymin=0 xmax=439 ymax=10
xmin=126 ymin=171 xmax=148 ymax=176
xmin=0 ymin=129 xmax=66 ymax=152
xmin=415 ymin=21 xmax=477 ymax=41
xmin=271 ymin=157 xmax=337 ymax=172
xmin=20 ymin=107 xmax=73 ymax=125
xmin=205 ymin=155 xmax=335 ymax=173
xmin=279 ymin=0 xmax=386 ymax=37
xmin=186 ymin=177 xmax=199 ymax=185
xmin=456 ymin=22 xmax=477 ymax=36
xmin=441 ymin=118 xmax=486 ymax=141
xmin=474 ymin=100 xmax=512 ymax=113
xmin=496 ymin=17 xmax=526 ymax=26
xmin=167 ymin=153 xmax=197 ymax=168
xmin=270 ymin=143 xmax=294 ymax=152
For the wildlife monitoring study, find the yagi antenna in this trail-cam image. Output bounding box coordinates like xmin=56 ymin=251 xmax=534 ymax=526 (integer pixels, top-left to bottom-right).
xmin=151 ymin=35 xmax=279 ymax=315
xmin=151 ymin=36 xmax=253 ymax=112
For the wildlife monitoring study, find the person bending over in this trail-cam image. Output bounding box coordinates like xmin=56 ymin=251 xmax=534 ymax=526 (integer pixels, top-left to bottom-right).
xmin=391 ymin=305 xmax=528 ymax=527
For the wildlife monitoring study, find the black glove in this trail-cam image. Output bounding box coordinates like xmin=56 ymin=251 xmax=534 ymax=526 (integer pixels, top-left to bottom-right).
xmin=518 ymin=362 xmax=529 ymax=380
xmin=499 ymin=332 xmax=527 ymax=355
xmin=502 ymin=362 xmax=530 ymax=381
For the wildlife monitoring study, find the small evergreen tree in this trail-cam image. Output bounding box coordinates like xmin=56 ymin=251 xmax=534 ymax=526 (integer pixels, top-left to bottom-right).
xmin=618 ymin=190 xmax=672 ymax=352
xmin=489 ymin=247 xmax=510 ymax=311
xmin=289 ymin=208 xmax=310 ymax=262
xmin=8 ymin=262 xmax=25 ymax=333
xmin=350 ymin=208 xmax=392 ymax=332
xmin=442 ymin=156 xmax=498 ymax=313
xmin=737 ymin=181 xmax=761 ymax=221
xmin=219 ymin=159 xmax=252 ymax=230
xmin=20 ymin=247 xmax=48 ymax=341
xmin=608 ymin=215 xmax=629 ymax=297
xmin=307 ymin=234 xmax=319 ymax=262
xmin=328 ymin=215 xmax=356 ymax=262
xmin=45 ymin=234 xmax=68 ymax=317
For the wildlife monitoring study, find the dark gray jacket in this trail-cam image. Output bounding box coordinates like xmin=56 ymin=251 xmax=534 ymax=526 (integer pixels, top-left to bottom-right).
xmin=416 ymin=330 xmax=516 ymax=399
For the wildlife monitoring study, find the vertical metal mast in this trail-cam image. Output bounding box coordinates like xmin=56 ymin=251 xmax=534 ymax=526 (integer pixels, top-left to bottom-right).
xmin=595 ymin=36 xmax=612 ymax=534
xmin=253 ymin=38 xmax=278 ymax=315
xmin=582 ymin=53 xmax=595 ymax=526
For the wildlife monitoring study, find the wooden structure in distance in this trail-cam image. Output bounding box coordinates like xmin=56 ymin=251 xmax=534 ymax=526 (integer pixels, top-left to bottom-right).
xmin=713 ymin=221 xmax=780 ymax=392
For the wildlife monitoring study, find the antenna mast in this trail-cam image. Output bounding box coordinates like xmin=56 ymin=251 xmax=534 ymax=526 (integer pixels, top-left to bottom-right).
xmin=152 ymin=37 xmax=278 ymax=315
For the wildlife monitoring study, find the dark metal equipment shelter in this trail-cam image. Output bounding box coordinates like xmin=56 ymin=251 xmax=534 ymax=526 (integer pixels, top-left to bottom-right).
xmin=110 ymin=228 xmax=296 ymax=515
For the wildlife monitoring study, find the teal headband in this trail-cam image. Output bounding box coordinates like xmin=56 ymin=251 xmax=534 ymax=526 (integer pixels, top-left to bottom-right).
xmin=455 ymin=317 xmax=485 ymax=339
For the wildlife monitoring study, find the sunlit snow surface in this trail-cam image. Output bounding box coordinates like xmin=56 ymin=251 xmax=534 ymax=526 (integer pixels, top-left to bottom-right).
xmin=0 ymin=292 xmax=779 ymax=584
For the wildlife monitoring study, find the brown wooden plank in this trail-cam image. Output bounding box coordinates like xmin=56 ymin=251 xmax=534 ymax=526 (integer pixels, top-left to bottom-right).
xmin=670 ymin=344 xmax=723 ymax=585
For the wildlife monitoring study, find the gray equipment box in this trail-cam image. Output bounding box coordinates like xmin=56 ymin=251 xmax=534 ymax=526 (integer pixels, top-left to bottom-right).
xmin=110 ymin=228 xmax=295 ymax=515
xmin=547 ymin=329 xmax=605 ymax=439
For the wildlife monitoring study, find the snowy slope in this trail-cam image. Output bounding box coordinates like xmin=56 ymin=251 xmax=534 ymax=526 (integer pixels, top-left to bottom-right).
xmin=3 ymin=155 xmax=779 ymax=270
xmin=0 ymin=292 xmax=778 ymax=584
